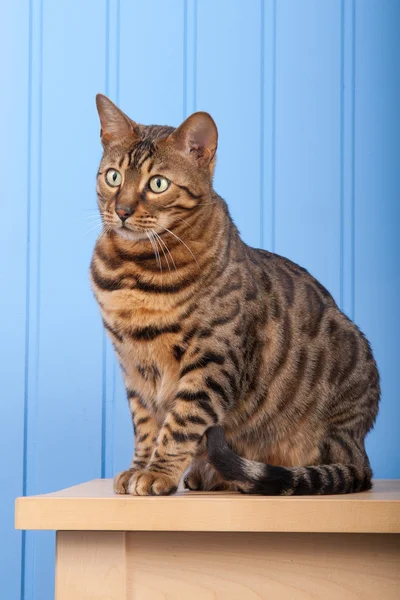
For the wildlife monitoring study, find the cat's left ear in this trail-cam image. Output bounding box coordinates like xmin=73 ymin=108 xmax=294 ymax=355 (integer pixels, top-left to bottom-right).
xmin=96 ymin=94 xmax=140 ymax=144
xmin=167 ymin=112 xmax=218 ymax=167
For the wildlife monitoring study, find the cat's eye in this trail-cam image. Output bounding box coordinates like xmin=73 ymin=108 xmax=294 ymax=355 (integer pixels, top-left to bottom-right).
xmin=149 ymin=176 xmax=170 ymax=193
xmin=105 ymin=169 xmax=122 ymax=187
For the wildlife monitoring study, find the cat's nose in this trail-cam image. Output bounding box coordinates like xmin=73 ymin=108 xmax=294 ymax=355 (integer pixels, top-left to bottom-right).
xmin=115 ymin=205 xmax=134 ymax=222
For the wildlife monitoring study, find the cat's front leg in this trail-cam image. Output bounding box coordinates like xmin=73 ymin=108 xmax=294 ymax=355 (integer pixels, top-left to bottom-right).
xmin=114 ymin=391 xmax=160 ymax=494
xmin=128 ymin=376 xmax=227 ymax=496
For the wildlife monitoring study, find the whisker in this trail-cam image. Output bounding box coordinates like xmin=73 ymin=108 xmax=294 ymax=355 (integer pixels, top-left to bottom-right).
xmin=98 ymin=224 xmax=112 ymax=241
xmin=152 ymin=232 xmax=164 ymax=276
xmin=84 ymin=222 xmax=103 ymax=235
xmin=152 ymin=229 xmax=172 ymax=273
xmin=170 ymin=214 xmax=197 ymax=234
xmin=153 ymin=230 xmax=177 ymax=273
xmin=147 ymin=231 xmax=162 ymax=276
xmin=150 ymin=231 xmax=163 ymax=276
xmin=86 ymin=218 xmax=103 ymax=227
xmin=160 ymin=227 xmax=200 ymax=269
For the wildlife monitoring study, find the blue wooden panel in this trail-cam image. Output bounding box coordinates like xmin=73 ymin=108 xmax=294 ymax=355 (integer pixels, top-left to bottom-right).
xmin=0 ymin=2 xmax=29 ymax=598
xmin=274 ymin=0 xmax=342 ymax=299
xmin=196 ymin=0 xmax=263 ymax=248
xmin=354 ymin=0 xmax=400 ymax=477
xmin=22 ymin=1 xmax=107 ymax=598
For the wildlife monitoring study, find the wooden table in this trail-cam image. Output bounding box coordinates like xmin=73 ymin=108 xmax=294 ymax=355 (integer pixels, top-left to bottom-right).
xmin=15 ymin=479 xmax=400 ymax=599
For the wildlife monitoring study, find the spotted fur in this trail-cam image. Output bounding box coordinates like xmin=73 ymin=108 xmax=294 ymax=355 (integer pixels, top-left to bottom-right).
xmin=92 ymin=95 xmax=379 ymax=496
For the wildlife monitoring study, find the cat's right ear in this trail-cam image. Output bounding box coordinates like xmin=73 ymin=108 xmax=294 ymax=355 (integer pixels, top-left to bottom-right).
xmin=167 ymin=112 xmax=218 ymax=168
xmin=95 ymin=94 xmax=139 ymax=144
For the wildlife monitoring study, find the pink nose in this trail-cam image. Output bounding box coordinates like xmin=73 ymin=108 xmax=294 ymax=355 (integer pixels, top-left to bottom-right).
xmin=115 ymin=206 xmax=134 ymax=222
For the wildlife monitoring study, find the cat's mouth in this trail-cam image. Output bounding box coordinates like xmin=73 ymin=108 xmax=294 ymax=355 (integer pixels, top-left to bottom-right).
xmin=115 ymin=222 xmax=152 ymax=241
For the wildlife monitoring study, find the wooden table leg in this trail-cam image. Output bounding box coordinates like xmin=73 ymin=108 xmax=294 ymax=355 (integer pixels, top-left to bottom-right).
xmin=55 ymin=530 xmax=400 ymax=600
xmin=55 ymin=531 xmax=128 ymax=600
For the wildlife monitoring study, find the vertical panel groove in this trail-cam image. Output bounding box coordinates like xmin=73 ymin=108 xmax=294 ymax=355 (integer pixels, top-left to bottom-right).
xmin=193 ymin=0 xmax=197 ymax=112
xmin=183 ymin=0 xmax=197 ymax=117
xmin=116 ymin=0 xmax=120 ymax=105
xmin=259 ymin=0 xmax=265 ymax=247
xmin=351 ymin=0 xmax=356 ymax=320
xmin=271 ymin=0 xmax=276 ymax=252
xmin=341 ymin=0 xmax=355 ymax=319
xmin=183 ymin=0 xmax=188 ymax=118
xmin=23 ymin=0 xmax=34 ymax=500
xmin=21 ymin=0 xmax=34 ymax=593
xmin=340 ymin=0 xmax=344 ymax=310
xmin=23 ymin=0 xmax=44 ymax=595
xmin=262 ymin=0 xmax=276 ymax=251
xmin=105 ymin=0 xmax=110 ymax=96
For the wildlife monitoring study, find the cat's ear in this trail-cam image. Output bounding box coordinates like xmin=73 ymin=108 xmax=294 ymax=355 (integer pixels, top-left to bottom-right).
xmin=96 ymin=94 xmax=139 ymax=143
xmin=167 ymin=112 xmax=218 ymax=166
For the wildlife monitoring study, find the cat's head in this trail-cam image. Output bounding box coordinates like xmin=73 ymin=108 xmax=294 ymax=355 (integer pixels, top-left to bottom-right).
xmin=95 ymin=94 xmax=218 ymax=241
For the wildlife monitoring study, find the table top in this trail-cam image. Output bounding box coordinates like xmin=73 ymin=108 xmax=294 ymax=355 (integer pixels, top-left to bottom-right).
xmin=15 ymin=479 xmax=400 ymax=534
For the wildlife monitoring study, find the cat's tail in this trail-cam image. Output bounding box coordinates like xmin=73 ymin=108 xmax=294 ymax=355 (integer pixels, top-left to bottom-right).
xmin=206 ymin=426 xmax=372 ymax=495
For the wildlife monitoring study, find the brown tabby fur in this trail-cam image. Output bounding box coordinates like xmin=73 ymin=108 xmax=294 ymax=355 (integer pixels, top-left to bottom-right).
xmin=91 ymin=94 xmax=379 ymax=496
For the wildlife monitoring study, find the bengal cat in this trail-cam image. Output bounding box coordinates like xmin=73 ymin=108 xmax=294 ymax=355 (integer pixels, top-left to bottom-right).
xmin=91 ymin=94 xmax=379 ymax=496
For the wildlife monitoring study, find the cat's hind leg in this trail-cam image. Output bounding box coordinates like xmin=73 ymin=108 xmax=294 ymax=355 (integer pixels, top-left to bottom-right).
xmin=184 ymin=454 xmax=239 ymax=492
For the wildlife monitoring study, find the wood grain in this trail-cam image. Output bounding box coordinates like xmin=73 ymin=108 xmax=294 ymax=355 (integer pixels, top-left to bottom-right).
xmin=15 ymin=479 xmax=400 ymax=533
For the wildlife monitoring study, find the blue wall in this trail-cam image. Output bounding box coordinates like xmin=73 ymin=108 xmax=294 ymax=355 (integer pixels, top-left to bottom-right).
xmin=1 ymin=1 xmax=399 ymax=598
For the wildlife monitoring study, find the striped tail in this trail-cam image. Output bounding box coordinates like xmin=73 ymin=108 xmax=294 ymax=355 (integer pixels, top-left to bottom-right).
xmin=206 ymin=426 xmax=372 ymax=495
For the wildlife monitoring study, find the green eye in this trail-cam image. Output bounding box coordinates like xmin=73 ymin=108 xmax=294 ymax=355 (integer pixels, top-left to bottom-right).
xmin=105 ymin=169 xmax=122 ymax=187
xmin=149 ymin=176 xmax=170 ymax=193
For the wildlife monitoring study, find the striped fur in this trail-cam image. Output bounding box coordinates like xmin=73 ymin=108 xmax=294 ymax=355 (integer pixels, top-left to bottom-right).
xmin=92 ymin=95 xmax=380 ymax=496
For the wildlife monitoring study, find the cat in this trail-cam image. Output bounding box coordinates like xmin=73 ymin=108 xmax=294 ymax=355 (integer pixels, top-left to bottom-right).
xmin=91 ymin=94 xmax=379 ymax=496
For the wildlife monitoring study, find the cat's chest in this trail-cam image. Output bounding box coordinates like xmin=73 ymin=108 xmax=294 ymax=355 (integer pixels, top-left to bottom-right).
xmin=99 ymin=293 xmax=181 ymax=413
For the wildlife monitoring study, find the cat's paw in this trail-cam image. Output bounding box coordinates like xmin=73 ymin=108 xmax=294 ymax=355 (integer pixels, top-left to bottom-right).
xmin=128 ymin=470 xmax=178 ymax=496
xmin=114 ymin=468 xmax=136 ymax=494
